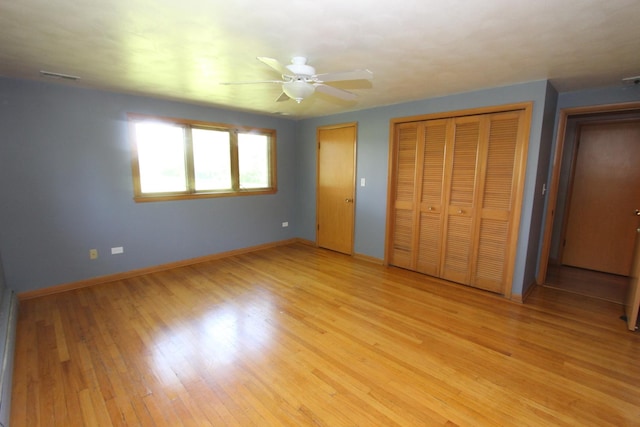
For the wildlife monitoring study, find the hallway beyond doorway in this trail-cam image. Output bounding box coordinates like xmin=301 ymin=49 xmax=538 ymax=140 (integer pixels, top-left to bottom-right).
xmin=544 ymin=264 xmax=628 ymax=304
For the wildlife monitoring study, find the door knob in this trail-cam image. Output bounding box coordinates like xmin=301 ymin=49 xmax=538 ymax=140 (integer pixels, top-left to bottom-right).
xmin=635 ymin=209 xmax=640 ymax=216
xmin=345 ymin=198 xmax=353 ymax=203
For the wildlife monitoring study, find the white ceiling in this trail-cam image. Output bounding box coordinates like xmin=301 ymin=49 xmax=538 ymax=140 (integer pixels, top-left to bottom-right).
xmin=1 ymin=0 xmax=639 ymax=119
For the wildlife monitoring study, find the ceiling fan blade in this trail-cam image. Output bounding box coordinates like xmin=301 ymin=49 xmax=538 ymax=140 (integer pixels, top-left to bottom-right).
xmin=220 ymin=80 xmax=283 ymax=85
xmin=257 ymin=57 xmax=289 ymax=75
xmin=276 ymin=92 xmax=290 ymax=102
xmin=314 ymin=84 xmax=357 ymax=101
xmin=314 ymin=69 xmax=373 ymax=83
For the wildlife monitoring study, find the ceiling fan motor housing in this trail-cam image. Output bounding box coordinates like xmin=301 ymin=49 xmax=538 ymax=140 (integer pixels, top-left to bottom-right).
xmin=286 ymin=57 xmax=315 ymax=77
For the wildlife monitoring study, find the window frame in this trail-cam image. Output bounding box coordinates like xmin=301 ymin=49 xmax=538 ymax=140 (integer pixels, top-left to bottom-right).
xmin=128 ymin=113 xmax=277 ymax=202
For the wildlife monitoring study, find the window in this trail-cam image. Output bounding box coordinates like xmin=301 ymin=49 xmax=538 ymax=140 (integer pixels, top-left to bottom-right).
xmin=128 ymin=114 xmax=277 ymax=202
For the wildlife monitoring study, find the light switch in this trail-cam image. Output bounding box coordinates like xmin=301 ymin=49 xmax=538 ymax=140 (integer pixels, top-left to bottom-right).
xmin=360 ymin=178 xmax=366 ymax=187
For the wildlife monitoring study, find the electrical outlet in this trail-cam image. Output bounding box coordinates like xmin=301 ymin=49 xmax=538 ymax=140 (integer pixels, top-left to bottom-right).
xmin=282 ymin=221 xmax=289 ymax=227
xmin=89 ymin=249 xmax=98 ymax=260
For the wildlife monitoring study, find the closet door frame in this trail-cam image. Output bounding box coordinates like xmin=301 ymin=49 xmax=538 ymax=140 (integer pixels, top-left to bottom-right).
xmin=385 ymin=102 xmax=533 ymax=298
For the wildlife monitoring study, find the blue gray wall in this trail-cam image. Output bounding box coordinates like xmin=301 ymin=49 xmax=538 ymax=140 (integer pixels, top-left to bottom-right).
xmin=8 ymin=76 xmax=624 ymax=298
xmin=0 ymin=252 xmax=5 ymax=298
xmin=556 ymin=85 xmax=640 ymax=111
xmin=0 ymin=78 xmax=298 ymax=293
xmin=524 ymin=82 xmax=559 ymax=286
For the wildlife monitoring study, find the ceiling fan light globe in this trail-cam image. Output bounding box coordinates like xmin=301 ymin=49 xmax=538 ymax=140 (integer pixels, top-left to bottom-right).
xmin=283 ymin=81 xmax=315 ymax=103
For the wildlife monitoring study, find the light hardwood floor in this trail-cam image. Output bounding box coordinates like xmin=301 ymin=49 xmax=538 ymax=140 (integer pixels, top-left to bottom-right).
xmin=544 ymin=264 xmax=629 ymax=304
xmin=11 ymin=243 xmax=640 ymax=426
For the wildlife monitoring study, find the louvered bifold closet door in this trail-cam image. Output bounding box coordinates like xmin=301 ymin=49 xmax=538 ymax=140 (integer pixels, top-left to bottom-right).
xmin=390 ymin=122 xmax=420 ymax=269
xmin=388 ymin=105 xmax=530 ymax=296
xmin=470 ymin=111 xmax=525 ymax=292
xmin=416 ymin=120 xmax=448 ymax=275
xmin=440 ymin=116 xmax=482 ymax=284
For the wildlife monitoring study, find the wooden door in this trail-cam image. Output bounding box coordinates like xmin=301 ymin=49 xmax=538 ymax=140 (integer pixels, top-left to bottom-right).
xmin=389 ymin=122 xmax=420 ymax=268
xmin=386 ymin=104 xmax=531 ymax=296
xmin=440 ymin=116 xmax=481 ymax=284
xmin=470 ymin=111 xmax=527 ymax=293
xmin=389 ymin=120 xmax=448 ymax=273
xmin=317 ymin=123 xmax=357 ymax=254
xmin=624 ymin=227 xmax=640 ymax=331
xmin=562 ymin=121 xmax=640 ymax=275
xmin=416 ymin=119 xmax=448 ymax=276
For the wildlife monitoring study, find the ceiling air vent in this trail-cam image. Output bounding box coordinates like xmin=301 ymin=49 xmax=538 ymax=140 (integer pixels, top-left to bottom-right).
xmin=622 ymin=75 xmax=640 ymax=85
xmin=39 ymin=70 xmax=80 ymax=81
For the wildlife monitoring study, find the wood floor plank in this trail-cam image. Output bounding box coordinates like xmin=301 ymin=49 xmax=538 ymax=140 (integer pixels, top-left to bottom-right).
xmin=104 ymin=396 xmax=141 ymax=427
xmin=11 ymin=243 xmax=640 ymax=426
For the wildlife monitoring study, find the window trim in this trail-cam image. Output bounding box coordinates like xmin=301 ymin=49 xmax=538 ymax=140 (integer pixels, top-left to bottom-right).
xmin=128 ymin=113 xmax=277 ymax=202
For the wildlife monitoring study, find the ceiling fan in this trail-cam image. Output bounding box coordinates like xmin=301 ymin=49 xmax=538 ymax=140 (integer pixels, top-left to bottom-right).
xmin=221 ymin=56 xmax=373 ymax=103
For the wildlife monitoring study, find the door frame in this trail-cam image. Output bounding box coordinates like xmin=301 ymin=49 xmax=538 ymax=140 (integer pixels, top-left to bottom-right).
xmin=625 ymin=232 xmax=640 ymax=330
xmin=559 ymin=119 xmax=640 ymax=274
xmin=536 ymin=101 xmax=640 ymax=285
xmin=315 ymin=122 xmax=358 ymax=254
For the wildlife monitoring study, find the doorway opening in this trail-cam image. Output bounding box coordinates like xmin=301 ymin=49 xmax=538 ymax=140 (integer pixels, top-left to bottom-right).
xmin=538 ymin=103 xmax=640 ymax=305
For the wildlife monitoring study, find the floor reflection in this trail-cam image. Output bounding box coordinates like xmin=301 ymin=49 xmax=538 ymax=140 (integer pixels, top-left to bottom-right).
xmin=151 ymin=293 xmax=275 ymax=388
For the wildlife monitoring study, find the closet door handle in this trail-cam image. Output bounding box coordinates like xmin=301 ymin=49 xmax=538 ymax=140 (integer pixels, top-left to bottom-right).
xmin=345 ymin=198 xmax=353 ymax=203
xmin=457 ymin=209 xmax=464 ymax=214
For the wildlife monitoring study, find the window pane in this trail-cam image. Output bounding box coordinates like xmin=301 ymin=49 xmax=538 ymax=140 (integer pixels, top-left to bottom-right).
xmin=192 ymin=129 xmax=232 ymax=191
xmin=135 ymin=122 xmax=186 ymax=193
xmin=238 ymin=133 xmax=269 ymax=189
